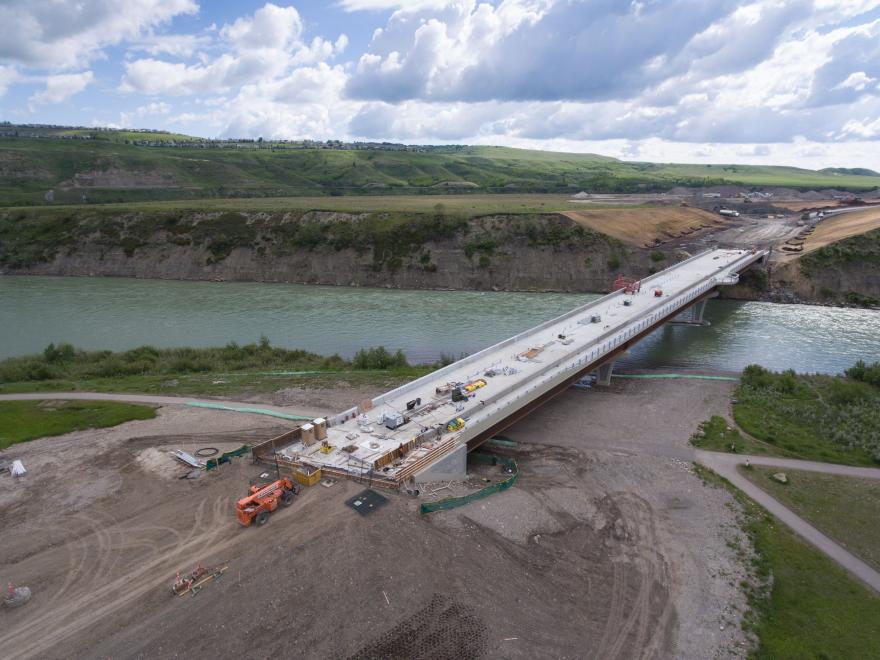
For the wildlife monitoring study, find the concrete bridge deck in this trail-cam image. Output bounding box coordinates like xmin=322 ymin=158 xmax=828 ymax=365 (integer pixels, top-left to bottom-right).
xmin=262 ymin=248 xmax=767 ymax=485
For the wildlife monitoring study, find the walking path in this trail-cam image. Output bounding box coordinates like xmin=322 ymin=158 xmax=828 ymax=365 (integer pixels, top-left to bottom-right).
xmin=697 ymin=450 xmax=880 ymax=593
xmin=0 ymin=391 xmax=325 ymax=419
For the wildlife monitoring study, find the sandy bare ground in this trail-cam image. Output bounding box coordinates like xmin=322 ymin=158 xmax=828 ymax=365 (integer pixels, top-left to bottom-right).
xmin=772 ymin=200 xmax=842 ymax=212
xmin=0 ymin=378 xmax=755 ymax=659
xmin=562 ymin=208 xmax=723 ymax=246
xmin=796 ymin=206 xmax=880 ymax=254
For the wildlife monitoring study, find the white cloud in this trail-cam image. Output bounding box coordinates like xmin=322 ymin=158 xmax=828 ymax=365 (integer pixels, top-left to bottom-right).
xmin=128 ymin=33 xmax=213 ymax=59
xmin=121 ymin=3 xmax=347 ymax=97
xmin=0 ymin=0 xmax=197 ymax=68
xmin=28 ymin=71 xmax=94 ymax=109
xmin=0 ymin=64 xmax=18 ymax=97
xmin=338 ymin=0 xmax=457 ymax=10
xmin=838 ymin=117 xmax=880 ymax=139
xmin=121 ymin=52 xmax=290 ymax=96
xmin=119 ymin=100 xmax=172 ymax=126
xmin=220 ymin=3 xmax=303 ymax=51
xmin=835 ymin=71 xmax=876 ymax=92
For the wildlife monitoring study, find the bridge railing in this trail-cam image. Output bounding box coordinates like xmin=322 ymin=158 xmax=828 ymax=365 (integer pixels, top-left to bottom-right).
xmin=365 ymin=248 xmax=738 ymax=413
xmin=329 ymin=249 xmax=765 ymax=428
xmin=452 ymin=250 xmax=765 ymax=433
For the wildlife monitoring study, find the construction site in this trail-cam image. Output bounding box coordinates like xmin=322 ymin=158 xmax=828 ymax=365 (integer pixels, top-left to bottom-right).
xmin=0 ymin=375 xmax=752 ymax=659
xmin=0 ymin=249 xmax=767 ymax=659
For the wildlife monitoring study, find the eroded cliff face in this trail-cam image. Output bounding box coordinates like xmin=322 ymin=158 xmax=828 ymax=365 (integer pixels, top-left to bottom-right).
xmin=11 ymin=230 xmax=651 ymax=292
xmin=771 ymin=258 xmax=880 ymax=306
xmin=2 ymin=211 xmax=662 ymax=293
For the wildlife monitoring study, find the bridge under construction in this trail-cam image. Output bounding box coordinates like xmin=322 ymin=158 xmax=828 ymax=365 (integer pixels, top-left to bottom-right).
xmin=254 ymin=248 xmax=767 ymax=487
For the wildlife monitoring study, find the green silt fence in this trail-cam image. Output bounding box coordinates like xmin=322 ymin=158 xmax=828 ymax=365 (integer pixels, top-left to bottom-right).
xmin=419 ymin=452 xmax=518 ymax=515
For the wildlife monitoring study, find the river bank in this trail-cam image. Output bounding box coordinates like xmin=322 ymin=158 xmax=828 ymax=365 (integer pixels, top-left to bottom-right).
xmin=3 ymin=205 xmax=878 ymax=306
xmin=3 ymin=275 xmax=879 ymax=372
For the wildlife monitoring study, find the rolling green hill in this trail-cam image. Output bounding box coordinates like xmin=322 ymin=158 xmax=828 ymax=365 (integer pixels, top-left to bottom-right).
xmin=1 ymin=125 xmax=879 ymax=205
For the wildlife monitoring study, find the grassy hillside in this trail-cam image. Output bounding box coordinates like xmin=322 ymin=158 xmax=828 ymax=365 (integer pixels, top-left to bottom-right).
xmin=3 ymin=130 xmax=880 ymax=205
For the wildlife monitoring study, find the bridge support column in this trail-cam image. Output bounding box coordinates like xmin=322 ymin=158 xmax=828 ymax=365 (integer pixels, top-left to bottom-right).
xmin=692 ymin=299 xmax=708 ymax=323
xmin=596 ymin=360 xmax=615 ymax=387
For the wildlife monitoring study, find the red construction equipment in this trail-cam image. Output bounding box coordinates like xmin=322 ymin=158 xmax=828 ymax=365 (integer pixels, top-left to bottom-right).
xmin=171 ymin=562 xmax=229 ymax=596
xmin=613 ymin=274 xmax=641 ymax=294
xmin=235 ymin=477 xmax=300 ymax=527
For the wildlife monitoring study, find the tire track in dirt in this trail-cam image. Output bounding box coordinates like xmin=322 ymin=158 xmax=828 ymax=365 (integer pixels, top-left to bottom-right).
xmin=591 ymin=493 xmax=672 ymax=660
xmin=0 ymin=497 xmax=240 ymax=659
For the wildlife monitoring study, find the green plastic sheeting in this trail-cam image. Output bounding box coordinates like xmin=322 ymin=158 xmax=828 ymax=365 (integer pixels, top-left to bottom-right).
xmin=210 ymin=370 xmax=331 ymax=377
xmin=205 ymin=445 xmax=250 ymax=471
xmin=486 ymin=437 xmax=519 ymax=448
xmin=420 ymin=452 xmax=518 ymax=515
xmin=612 ymin=373 xmax=738 ymax=381
xmin=186 ymin=401 xmax=313 ymax=421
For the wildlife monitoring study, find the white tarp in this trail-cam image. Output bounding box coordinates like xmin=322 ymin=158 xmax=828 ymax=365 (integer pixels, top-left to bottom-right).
xmin=10 ymin=460 xmax=26 ymax=477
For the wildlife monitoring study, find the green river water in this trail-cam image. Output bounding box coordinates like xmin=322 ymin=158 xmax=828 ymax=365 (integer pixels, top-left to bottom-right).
xmin=3 ymin=276 xmax=878 ymax=374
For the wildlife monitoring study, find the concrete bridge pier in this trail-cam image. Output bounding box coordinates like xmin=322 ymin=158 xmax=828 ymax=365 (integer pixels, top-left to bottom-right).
xmin=691 ymin=298 xmax=708 ymax=323
xmin=596 ymin=360 xmax=615 ymax=386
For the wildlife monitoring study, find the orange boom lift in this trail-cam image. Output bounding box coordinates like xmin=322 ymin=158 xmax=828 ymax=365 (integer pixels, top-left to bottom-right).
xmin=235 ymin=477 xmax=300 ymax=527
xmin=612 ymin=274 xmax=641 ymax=294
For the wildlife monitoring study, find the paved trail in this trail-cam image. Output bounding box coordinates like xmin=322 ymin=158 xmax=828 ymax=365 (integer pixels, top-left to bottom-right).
xmin=0 ymin=391 xmax=326 ymax=419
xmin=697 ymin=450 xmax=880 ymax=593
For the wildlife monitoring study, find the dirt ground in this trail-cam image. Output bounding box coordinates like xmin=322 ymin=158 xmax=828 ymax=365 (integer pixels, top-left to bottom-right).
xmin=771 ymin=200 xmax=841 ymax=212
xmin=563 ymin=208 xmax=723 ymax=246
xmin=678 ymin=214 xmax=802 ymax=255
xmin=0 ymin=378 xmax=753 ymax=659
xmin=796 ymin=207 xmax=880 ymax=254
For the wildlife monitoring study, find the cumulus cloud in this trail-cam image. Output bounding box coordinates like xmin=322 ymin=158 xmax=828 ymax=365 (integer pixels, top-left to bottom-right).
xmin=119 ymin=100 xmax=171 ymax=126
xmin=128 ymin=33 xmax=213 ymax=59
xmin=346 ymin=0 xmax=803 ymax=103
xmin=339 ymin=0 xmax=880 ymax=146
xmin=0 ymin=0 xmax=197 ymax=68
xmin=338 ymin=0 xmax=457 ymax=10
xmin=121 ymin=3 xmax=348 ymax=97
xmin=28 ymin=70 xmax=94 ymax=109
xmin=220 ymin=3 xmax=303 ymax=51
xmin=0 ymin=64 xmax=18 ymax=97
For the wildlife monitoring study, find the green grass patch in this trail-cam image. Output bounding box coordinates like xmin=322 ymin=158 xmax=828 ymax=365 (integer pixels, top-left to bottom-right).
xmin=741 ymin=466 xmax=880 ymax=572
xmin=0 ymin=400 xmax=156 ymax=449
xmin=694 ymin=464 xmax=880 ymax=659
xmin=690 ymin=415 xmax=784 ymax=456
xmin=731 ymin=364 xmax=880 ymax=466
xmin=0 ymin=341 xmax=436 ymax=398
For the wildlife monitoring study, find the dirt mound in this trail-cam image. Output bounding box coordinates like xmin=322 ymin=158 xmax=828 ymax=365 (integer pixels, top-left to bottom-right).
xmin=563 ymin=207 xmax=722 ymax=246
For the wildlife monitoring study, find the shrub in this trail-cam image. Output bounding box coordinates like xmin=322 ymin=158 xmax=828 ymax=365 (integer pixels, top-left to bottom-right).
xmin=607 ymin=254 xmax=621 ymax=270
xmin=352 ymin=346 xmax=409 ymax=370
xmin=43 ymin=342 xmax=76 ymax=363
xmin=650 ymin=250 xmax=666 ymax=262
xmin=846 ymin=360 xmax=880 ymax=388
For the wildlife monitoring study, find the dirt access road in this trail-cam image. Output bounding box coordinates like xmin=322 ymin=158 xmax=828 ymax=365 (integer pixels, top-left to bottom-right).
xmin=0 ymin=378 xmax=753 ymax=659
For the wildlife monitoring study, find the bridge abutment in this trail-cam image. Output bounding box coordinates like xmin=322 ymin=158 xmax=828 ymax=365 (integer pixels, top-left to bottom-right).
xmin=596 ymin=360 xmax=615 ymax=386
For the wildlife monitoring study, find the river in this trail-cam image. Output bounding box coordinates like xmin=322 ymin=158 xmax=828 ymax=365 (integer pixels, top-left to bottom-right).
xmin=3 ymin=276 xmax=878 ymax=374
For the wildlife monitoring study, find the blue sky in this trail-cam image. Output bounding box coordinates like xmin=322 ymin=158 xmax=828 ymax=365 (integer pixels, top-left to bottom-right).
xmin=2 ymin=0 xmax=880 ymax=169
